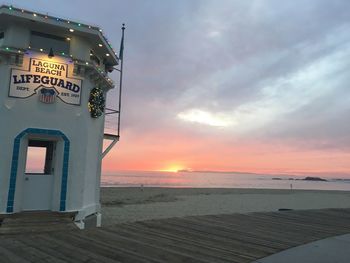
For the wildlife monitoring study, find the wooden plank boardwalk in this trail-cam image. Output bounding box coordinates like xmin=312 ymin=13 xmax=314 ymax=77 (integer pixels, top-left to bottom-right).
xmin=1 ymin=208 xmax=350 ymax=262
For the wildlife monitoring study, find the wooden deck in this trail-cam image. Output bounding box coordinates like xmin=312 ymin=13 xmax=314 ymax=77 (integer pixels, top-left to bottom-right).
xmin=1 ymin=208 xmax=350 ymax=262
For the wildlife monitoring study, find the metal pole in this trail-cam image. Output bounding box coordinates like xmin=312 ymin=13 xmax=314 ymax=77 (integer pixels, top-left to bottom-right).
xmin=117 ymin=24 xmax=125 ymax=137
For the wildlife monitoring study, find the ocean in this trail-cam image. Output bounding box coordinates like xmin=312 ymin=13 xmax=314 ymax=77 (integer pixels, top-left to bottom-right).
xmin=101 ymin=171 xmax=350 ymax=191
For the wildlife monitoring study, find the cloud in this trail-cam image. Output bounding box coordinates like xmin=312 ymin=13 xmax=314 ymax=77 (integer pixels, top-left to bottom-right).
xmin=177 ymin=109 xmax=232 ymax=127
xmin=177 ymin=33 xmax=350 ymax=137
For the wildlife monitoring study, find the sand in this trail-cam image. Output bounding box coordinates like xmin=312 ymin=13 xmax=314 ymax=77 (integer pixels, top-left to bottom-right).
xmin=100 ymin=187 xmax=350 ymax=226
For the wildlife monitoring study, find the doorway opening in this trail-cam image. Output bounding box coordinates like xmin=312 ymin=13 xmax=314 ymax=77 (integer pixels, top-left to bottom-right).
xmin=22 ymin=140 xmax=56 ymax=211
xmin=25 ymin=140 xmax=55 ymax=175
xmin=7 ymin=128 xmax=70 ymax=213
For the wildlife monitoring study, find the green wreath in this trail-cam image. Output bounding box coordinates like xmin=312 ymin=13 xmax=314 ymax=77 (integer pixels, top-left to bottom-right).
xmin=88 ymin=87 xmax=105 ymax=118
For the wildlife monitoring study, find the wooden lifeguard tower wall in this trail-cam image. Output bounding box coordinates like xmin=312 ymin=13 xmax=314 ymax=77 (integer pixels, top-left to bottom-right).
xmin=0 ymin=5 xmax=121 ymax=228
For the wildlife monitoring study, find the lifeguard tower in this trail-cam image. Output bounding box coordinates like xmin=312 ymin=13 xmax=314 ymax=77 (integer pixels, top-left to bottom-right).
xmin=0 ymin=5 xmax=123 ymax=229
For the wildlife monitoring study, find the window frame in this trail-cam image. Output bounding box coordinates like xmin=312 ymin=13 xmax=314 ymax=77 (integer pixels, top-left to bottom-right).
xmin=30 ymin=31 xmax=70 ymax=55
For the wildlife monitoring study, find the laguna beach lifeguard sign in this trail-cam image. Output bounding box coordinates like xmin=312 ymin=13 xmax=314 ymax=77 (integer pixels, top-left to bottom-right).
xmin=10 ymin=56 xmax=82 ymax=105
xmin=0 ymin=5 xmax=122 ymax=229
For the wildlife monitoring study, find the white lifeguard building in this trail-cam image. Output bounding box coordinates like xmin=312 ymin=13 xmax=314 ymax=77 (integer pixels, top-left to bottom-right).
xmin=0 ymin=5 xmax=123 ymax=228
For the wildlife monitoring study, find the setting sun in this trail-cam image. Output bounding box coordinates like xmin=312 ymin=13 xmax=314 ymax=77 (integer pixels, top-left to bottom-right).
xmin=159 ymin=165 xmax=185 ymax=173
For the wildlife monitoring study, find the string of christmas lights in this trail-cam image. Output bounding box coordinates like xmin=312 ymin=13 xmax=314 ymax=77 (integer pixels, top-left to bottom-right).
xmin=2 ymin=5 xmax=118 ymax=57
xmin=0 ymin=46 xmax=114 ymax=86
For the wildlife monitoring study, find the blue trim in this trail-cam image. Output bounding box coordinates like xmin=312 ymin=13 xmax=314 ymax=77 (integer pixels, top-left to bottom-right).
xmin=6 ymin=128 xmax=70 ymax=213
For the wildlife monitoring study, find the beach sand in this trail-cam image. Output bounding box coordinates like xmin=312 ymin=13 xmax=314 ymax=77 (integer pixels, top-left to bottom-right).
xmin=101 ymin=187 xmax=350 ymax=226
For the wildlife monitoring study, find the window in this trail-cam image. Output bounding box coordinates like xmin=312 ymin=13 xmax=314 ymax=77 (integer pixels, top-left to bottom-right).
xmin=0 ymin=32 xmax=4 ymax=46
xmin=90 ymin=50 xmax=100 ymax=66
xmin=25 ymin=140 xmax=55 ymax=174
xmin=30 ymin=31 xmax=70 ymax=55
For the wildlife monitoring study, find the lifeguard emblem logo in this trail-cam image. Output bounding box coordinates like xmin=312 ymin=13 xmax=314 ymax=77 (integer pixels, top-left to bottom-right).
xmin=39 ymin=87 xmax=56 ymax=104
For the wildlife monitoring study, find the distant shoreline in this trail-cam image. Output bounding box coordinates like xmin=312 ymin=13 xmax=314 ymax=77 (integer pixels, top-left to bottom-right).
xmin=177 ymin=170 xmax=350 ymax=178
xmin=101 ymin=171 xmax=350 ymax=191
xmin=104 ymin=170 xmax=350 ymax=179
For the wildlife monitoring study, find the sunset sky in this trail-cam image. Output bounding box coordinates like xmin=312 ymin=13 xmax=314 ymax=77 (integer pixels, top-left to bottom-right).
xmin=13 ymin=0 xmax=350 ymax=176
